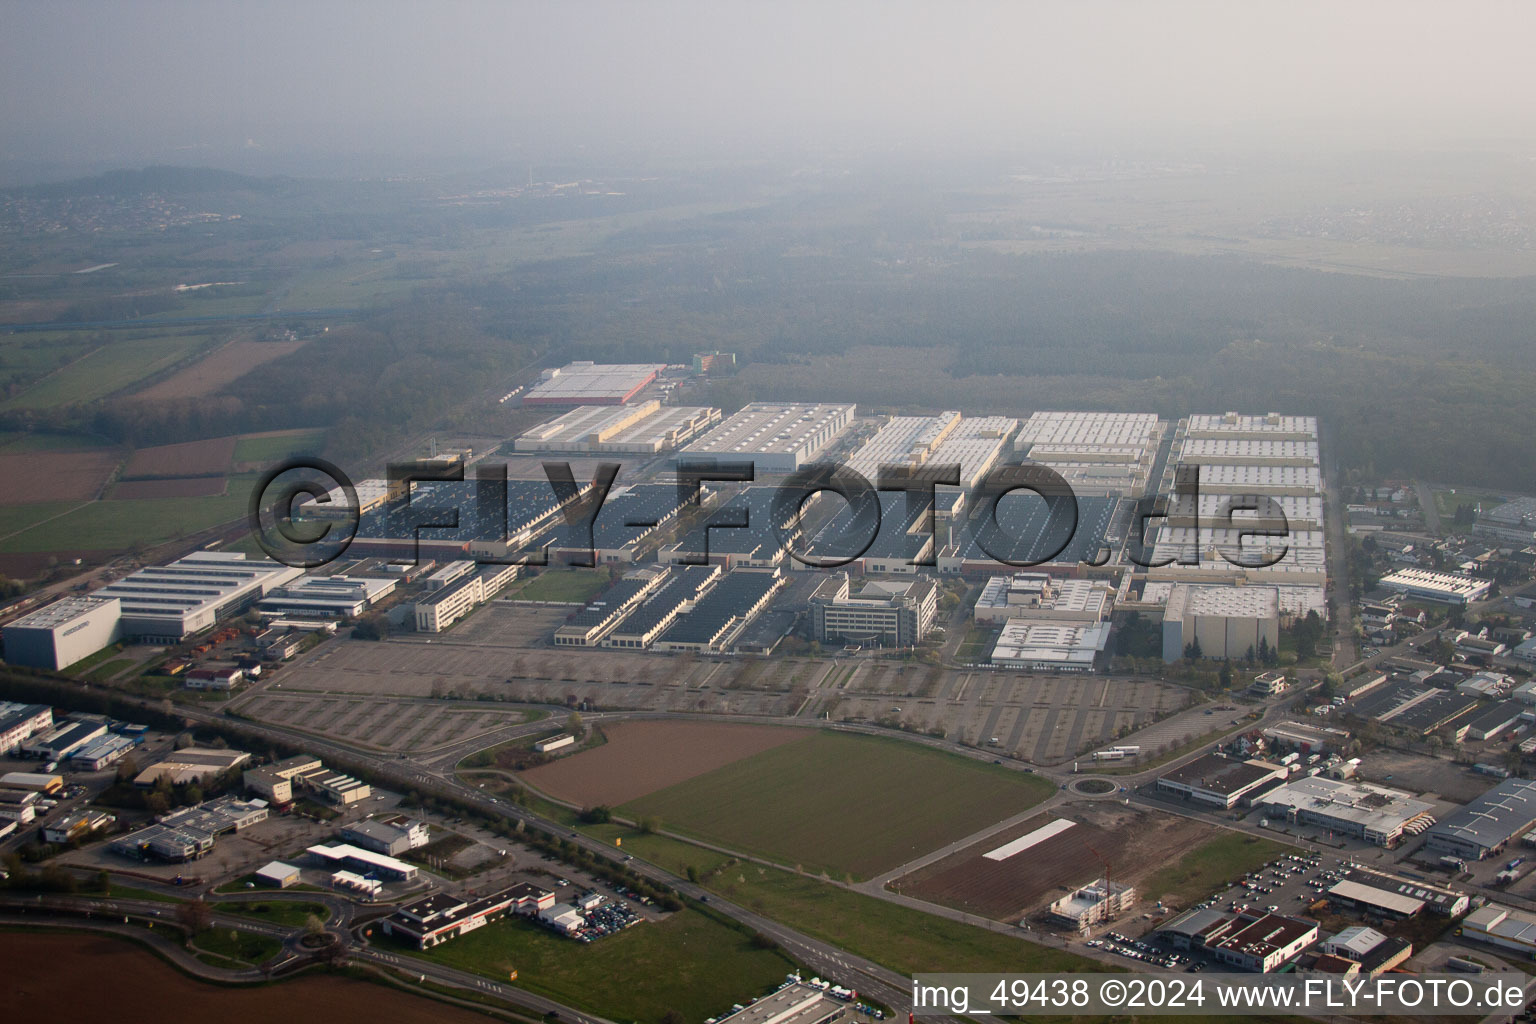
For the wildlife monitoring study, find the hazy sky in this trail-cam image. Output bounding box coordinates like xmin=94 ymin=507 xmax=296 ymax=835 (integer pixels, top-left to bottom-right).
xmin=6 ymin=0 xmax=1536 ymax=175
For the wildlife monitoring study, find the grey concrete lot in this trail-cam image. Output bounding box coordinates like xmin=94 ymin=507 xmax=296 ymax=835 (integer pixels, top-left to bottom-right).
xmin=265 ymin=625 xmax=1209 ymax=766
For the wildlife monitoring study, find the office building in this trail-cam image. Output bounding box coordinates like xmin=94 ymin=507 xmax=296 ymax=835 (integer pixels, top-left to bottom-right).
xmin=807 ymin=573 xmax=938 ymax=648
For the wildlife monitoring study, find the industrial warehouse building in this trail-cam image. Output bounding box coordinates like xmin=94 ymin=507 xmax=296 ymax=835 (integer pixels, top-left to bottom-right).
xmin=553 ymin=567 xmax=670 ymax=647
xmin=1327 ymin=868 xmax=1468 ymax=918
xmin=938 ymin=491 xmax=1118 ymax=574
xmin=2 ymin=595 xmax=123 ymax=670
xmin=255 ymin=861 xmax=300 ymax=888
xmin=1424 ymin=778 xmax=1536 ymax=860
xmin=972 ymin=573 xmax=1111 ymax=625
xmin=543 ymin=484 xmax=695 ymax=565
xmin=1319 ymin=927 xmax=1414 ymax=974
xmin=1184 ymin=412 xmax=1319 ymax=441
xmin=682 ymin=402 xmax=856 ymax=473
xmin=1462 ymin=903 xmax=1536 ymax=957
xmin=1013 ymin=411 xmax=1165 ymax=497
xmin=1379 ymin=568 xmax=1493 ymax=606
xmin=652 ymin=568 xmax=786 ymax=653
xmin=92 ymin=551 xmax=304 ymax=643
xmin=989 ymin=620 xmax=1110 ymax=672
xmin=807 ymin=573 xmax=938 ymax=648
xmin=601 ymin=566 xmax=722 ymax=649
xmin=1259 ymin=776 xmax=1436 ymax=846
xmin=1156 ymin=753 xmax=1290 ymax=809
xmin=841 ymin=410 xmax=1017 ymax=491
xmin=3 ymin=551 xmax=310 ymax=668
xmin=521 ymin=362 xmax=665 ymax=406
xmin=514 ymin=400 xmax=720 ymax=453
xmin=1162 ymin=584 xmax=1280 ymax=662
xmin=133 ymin=748 xmax=251 ymax=788
xmin=256 ymin=574 xmax=396 ymax=618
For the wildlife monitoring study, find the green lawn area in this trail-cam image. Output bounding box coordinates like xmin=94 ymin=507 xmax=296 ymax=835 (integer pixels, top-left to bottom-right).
xmin=509 ymin=568 xmax=612 ymax=604
xmin=233 ymin=428 xmax=328 ymax=465
xmin=706 ymin=860 xmax=1096 ymax=976
xmin=191 ymin=927 xmax=283 ymax=966
xmin=1432 ymin=487 xmax=1507 ymax=530
xmin=84 ymin=658 xmax=135 ymax=683
xmin=216 ymin=900 xmax=330 ymax=928
xmin=2 ymin=331 xmax=214 ymax=410
xmin=0 ymin=501 xmax=79 ymax=540
xmin=397 ymin=907 xmax=794 ymax=1024
xmin=1140 ymin=831 xmax=1293 ymax=909
xmin=62 ymin=643 xmax=127 ymax=675
xmin=108 ymin=884 xmax=187 ymax=904
xmin=0 ymin=474 xmax=257 ymax=553
xmin=621 ymin=731 xmax=1056 ymax=880
xmin=0 ymin=431 xmax=108 ymax=452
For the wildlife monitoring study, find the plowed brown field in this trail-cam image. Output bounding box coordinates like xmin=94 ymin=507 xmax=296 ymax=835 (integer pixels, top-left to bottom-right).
xmin=520 ymin=720 xmax=810 ymax=807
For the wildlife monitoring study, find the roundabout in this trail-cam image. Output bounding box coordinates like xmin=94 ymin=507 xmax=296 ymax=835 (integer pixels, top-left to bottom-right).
xmin=1069 ymin=776 xmax=1121 ymax=797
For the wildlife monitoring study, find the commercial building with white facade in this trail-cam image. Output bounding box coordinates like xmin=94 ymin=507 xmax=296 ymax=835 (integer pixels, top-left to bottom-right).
xmin=0 ymin=702 xmax=53 ymax=755
xmin=3 ymin=595 xmax=123 ymax=670
xmin=682 ymin=402 xmax=856 ymax=473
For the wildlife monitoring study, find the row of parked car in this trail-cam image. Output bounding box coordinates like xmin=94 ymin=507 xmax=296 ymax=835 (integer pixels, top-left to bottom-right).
xmin=1087 ymin=933 xmax=1189 ymax=969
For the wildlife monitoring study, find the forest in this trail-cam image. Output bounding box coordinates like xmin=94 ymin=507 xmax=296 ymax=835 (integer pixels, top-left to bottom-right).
xmin=3 ymin=165 xmax=1536 ymax=490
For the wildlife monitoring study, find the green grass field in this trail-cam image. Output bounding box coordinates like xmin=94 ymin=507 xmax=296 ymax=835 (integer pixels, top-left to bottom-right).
xmin=1432 ymin=487 xmax=1507 ymax=517
xmin=216 ymin=900 xmax=331 ymax=928
xmin=0 ymin=431 xmax=108 ymax=452
xmin=2 ymin=332 xmax=215 ymax=410
xmin=0 ymin=501 xmax=79 ymax=541
xmin=509 ymin=568 xmax=611 ymax=604
xmin=233 ymin=428 xmax=328 ymax=465
xmin=397 ymin=907 xmax=793 ymax=1024
xmin=711 ymin=860 xmax=1095 ymax=975
xmin=620 ymin=731 xmax=1056 ymax=880
xmin=1140 ymin=831 xmax=1293 ymax=909
xmin=0 ymin=474 xmax=257 ymax=553
xmin=191 ymin=928 xmax=283 ymax=966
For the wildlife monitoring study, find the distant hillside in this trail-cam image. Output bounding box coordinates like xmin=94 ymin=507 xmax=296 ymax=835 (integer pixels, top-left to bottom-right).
xmin=5 ymin=165 xmax=284 ymax=199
